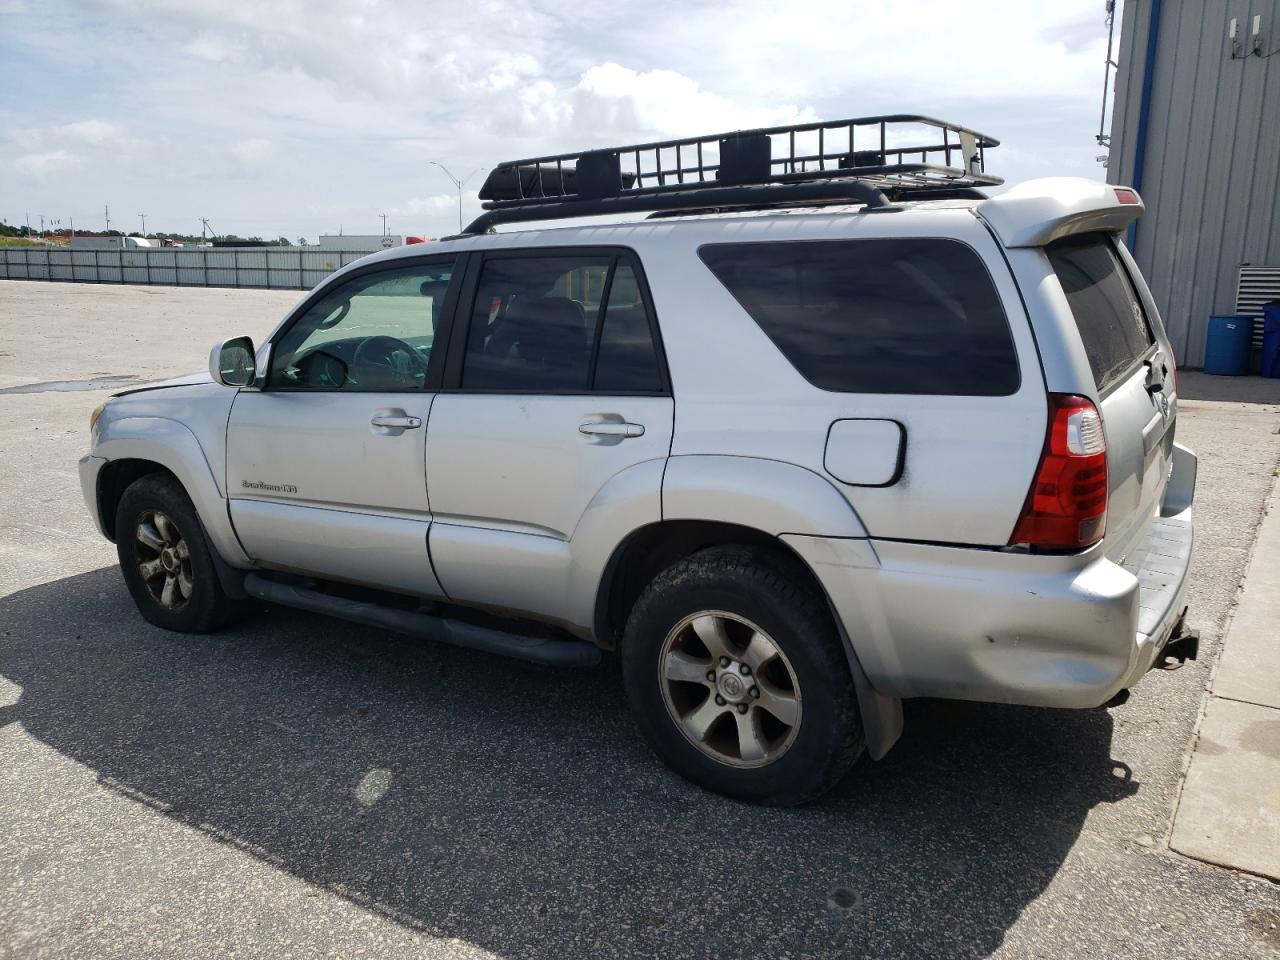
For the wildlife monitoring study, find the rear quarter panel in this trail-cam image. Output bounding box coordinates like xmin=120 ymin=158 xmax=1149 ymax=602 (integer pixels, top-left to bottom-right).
xmin=634 ymin=210 xmax=1047 ymax=546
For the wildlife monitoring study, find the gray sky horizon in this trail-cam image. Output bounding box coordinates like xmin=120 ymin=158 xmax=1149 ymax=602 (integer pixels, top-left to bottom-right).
xmin=1 ymin=0 xmax=1121 ymax=242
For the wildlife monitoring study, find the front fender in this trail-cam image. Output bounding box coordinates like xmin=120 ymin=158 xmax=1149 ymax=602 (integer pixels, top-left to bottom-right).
xmin=94 ymin=416 xmax=250 ymax=566
xmin=662 ymin=455 xmax=868 ymax=537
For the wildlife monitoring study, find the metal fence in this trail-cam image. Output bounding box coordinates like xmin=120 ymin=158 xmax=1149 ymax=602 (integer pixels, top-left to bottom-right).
xmin=0 ymin=246 xmax=379 ymax=290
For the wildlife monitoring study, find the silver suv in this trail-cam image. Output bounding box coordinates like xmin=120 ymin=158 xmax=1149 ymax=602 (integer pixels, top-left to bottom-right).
xmin=79 ymin=117 xmax=1196 ymax=804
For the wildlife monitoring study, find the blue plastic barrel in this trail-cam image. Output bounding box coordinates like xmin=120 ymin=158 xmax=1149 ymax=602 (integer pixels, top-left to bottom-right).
xmin=1203 ymin=315 xmax=1254 ymax=376
xmin=1262 ymin=302 xmax=1280 ymax=379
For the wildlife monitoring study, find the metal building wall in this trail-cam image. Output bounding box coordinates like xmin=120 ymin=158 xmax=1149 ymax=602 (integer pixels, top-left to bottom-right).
xmin=1108 ymin=0 xmax=1280 ymax=366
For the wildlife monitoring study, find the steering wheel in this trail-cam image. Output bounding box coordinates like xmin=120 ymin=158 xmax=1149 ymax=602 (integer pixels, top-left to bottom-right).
xmin=351 ymin=335 xmax=427 ymax=390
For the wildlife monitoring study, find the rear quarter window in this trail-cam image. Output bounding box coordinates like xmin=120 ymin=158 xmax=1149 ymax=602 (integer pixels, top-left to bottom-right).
xmin=698 ymin=238 xmax=1019 ymax=396
xmin=1046 ymin=233 xmax=1154 ymax=393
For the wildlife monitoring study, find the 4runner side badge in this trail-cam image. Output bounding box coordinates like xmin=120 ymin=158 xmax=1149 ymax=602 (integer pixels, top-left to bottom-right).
xmin=241 ymin=480 xmax=298 ymax=494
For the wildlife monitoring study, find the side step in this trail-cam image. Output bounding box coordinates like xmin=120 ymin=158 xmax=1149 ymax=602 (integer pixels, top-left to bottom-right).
xmin=243 ymin=573 xmax=601 ymax=668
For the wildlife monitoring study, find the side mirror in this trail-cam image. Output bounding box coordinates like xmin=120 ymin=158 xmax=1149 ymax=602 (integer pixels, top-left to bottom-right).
xmin=210 ymin=336 xmax=256 ymax=387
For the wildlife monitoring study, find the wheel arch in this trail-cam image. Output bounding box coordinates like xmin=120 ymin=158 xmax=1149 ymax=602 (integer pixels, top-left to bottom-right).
xmin=595 ymin=519 xmax=903 ymax=761
xmin=94 ymin=416 xmax=250 ymax=568
xmin=97 ymin=458 xmax=178 ymax=542
xmin=593 ymin=519 xmax=811 ymax=648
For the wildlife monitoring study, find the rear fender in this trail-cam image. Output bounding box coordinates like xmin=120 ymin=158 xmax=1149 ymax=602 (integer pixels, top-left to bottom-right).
xmin=663 ymin=457 xmax=902 ymax=756
xmin=662 ymin=455 xmax=868 ymax=537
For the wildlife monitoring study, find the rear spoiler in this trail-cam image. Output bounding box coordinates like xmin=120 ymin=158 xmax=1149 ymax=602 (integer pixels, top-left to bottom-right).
xmin=975 ymin=177 xmax=1144 ymax=248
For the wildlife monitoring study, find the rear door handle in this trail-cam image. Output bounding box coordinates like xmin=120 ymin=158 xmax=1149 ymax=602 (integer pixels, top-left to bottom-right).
xmin=579 ymin=420 xmax=645 ymax=439
xmin=371 ymin=415 xmax=422 ymax=429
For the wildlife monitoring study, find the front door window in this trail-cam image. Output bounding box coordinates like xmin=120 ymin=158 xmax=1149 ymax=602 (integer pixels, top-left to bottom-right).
xmin=270 ymin=261 xmax=455 ymax=391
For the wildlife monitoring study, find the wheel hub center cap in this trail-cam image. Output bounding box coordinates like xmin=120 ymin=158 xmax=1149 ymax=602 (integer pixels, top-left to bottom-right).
xmin=160 ymin=548 xmax=177 ymax=572
xmin=716 ymin=667 xmax=748 ymax=703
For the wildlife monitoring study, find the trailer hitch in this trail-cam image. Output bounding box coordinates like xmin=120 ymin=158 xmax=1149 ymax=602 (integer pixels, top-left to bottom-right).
xmin=1158 ymin=609 xmax=1199 ymax=669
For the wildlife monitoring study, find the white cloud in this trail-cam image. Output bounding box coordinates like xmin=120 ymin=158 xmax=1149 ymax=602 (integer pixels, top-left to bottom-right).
xmin=13 ymin=149 xmax=82 ymax=174
xmin=57 ymin=119 xmax=124 ymax=145
xmin=571 ymin=64 xmax=813 ymax=138
xmin=229 ymin=138 xmax=275 ymax=164
xmin=392 ymin=192 xmax=478 ymax=218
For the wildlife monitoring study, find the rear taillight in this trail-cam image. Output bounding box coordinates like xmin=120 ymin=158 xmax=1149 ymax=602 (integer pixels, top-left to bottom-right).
xmin=1010 ymin=394 xmax=1108 ymax=551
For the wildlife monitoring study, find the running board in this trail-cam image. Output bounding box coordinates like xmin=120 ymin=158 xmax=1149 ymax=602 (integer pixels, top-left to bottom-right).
xmin=243 ymin=573 xmax=601 ymax=667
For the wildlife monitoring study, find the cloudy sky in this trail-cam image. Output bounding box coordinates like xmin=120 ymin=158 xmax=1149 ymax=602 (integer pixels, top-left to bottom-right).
xmin=1 ymin=0 xmax=1120 ymax=241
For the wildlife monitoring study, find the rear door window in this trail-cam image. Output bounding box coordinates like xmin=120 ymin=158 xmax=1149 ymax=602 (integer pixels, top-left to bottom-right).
xmin=460 ymin=254 xmax=665 ymax=393
xmin=698 ymin=238 xmax=1019 ymax=396
xmin=1047 ymin=233 xmax=1154 ymax=392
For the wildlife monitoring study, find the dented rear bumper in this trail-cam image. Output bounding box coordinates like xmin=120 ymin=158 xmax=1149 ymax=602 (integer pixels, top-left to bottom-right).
xmin=785 ymin=443 xmax=1197 ymax=710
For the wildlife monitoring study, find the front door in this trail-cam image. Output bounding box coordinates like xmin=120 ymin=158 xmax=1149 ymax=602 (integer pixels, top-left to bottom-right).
xmin=226 ymin=256 xmax=458 ymax=596
xmin=425 ymin=250 xmax=673 ymax=622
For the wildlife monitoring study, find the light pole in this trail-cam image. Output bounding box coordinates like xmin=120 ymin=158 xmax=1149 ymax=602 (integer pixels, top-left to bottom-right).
xmin=139 ymin=213 xmax=147 ymax=237
xmin=428 ymin=161 xmax=477 ymax=232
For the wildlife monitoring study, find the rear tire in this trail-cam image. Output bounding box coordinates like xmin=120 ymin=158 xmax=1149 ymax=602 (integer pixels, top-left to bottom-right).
xmin=115 ymin=473 xmax=238 ymax=633
xmin=621 ymin=545 xmax=864 ymax=805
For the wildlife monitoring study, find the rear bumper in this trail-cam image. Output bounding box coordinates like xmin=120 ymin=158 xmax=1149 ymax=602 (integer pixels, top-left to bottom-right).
xmin=1113 ymin=507 xmax=1195 ymax=691
xmin=785 ymin=443 xmax=1197 ymax=709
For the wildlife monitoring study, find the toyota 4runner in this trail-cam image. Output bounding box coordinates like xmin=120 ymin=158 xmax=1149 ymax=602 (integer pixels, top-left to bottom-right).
xmin=80 ymin=116 xmax=1196 ymax=804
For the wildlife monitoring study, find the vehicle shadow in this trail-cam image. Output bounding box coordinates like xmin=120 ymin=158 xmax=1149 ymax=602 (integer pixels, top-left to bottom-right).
xmin=1 ymin=567 xmax=1138 ymax=959
xmin=1176 ymin=370 xmax=1280 ymax=405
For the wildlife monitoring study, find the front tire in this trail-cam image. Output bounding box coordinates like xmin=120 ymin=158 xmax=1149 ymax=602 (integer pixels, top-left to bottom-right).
xmin=621 ymin=546 xmax=864 ymax=805
xmin=115 ymin=473 xmax=237 ymax=633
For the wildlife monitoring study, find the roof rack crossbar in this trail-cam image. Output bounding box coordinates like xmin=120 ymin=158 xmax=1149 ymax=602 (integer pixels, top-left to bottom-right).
xmin=469 ymin=114 xmax=1000 ymax=233
xmin=461 ymin=179 xmax=896 ymax=235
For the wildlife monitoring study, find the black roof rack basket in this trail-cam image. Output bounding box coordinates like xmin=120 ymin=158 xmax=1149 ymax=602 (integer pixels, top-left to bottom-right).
xmin=463 ymin=114 xmax=1000 ymax=233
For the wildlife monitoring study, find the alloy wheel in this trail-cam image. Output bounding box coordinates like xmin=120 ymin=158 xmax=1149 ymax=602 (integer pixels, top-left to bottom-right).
xmin=134 ymin=510 xmax=193 ymax=610
xmin=658 ymin=610 xmax=802 ymax=768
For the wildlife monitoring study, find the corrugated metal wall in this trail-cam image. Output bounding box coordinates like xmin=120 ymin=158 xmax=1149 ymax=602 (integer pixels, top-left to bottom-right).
xmin=1108 ymin=0 xmax=1280 ymax=366
xmin=0 ymin=246 xmax=375 ymax=290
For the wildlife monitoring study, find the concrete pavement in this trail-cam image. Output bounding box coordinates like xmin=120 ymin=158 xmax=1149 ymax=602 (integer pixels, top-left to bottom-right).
xmin=3 ymin=282 xmax=1280 ymax=959
xmin=1172 ymin=476 xmax=1280 ymax=880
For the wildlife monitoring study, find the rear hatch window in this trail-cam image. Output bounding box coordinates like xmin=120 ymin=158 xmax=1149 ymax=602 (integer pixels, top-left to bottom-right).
xmin=698 ymin=238 xmax=1019 ymax=396
xmin=1047 ymin=234 xmax=1154 ymax=392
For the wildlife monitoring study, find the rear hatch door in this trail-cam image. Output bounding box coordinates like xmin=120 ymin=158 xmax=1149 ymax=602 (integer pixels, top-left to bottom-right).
xmin=1046 ymin=233 xmax=1175 ymax=562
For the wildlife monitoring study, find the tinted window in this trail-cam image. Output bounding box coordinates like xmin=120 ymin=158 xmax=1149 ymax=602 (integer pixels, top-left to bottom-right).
xmin=462 ymin=255 xmax=663 ymax=393
xmin=271 ymin=261 xmax=454 ymax=391
xmin=698 ymin=239 xmax=1019 ymax=396
xmin=593 ymin=264 xmax=663 ymax=392
xmin=1047 ymin=234 xmax=1154 ymax=392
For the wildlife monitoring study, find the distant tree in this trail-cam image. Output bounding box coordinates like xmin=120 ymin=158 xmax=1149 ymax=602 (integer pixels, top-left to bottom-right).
xmin=276 ymin=236 xmax=292 ymax=246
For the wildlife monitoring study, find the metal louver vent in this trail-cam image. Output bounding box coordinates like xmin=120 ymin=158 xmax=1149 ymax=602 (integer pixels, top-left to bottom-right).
xmin=1236 ymin=266 xmax=1280 ymax=347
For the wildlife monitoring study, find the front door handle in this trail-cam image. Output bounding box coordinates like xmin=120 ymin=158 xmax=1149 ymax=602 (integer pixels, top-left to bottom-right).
xmin=579 ymin=420 xmax=645 ymax=439
xmin=371 ymin=414 xmax=422 ymax=429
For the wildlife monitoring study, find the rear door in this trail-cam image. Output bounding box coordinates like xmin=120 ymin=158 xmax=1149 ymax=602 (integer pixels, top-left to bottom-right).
xmin=1046 ymin=233 xmax=1174 ymax=560
xmin=424 ymin=248 xmax=673 ymax=623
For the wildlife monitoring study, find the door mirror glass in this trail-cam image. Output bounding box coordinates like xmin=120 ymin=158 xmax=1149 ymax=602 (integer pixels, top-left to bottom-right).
xmin=211 ymin=336 xmax=256 ymax=387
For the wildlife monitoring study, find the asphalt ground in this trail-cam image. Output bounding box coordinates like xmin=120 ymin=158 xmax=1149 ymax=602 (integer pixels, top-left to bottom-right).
xmin=2 ymin=280 xmax=1279 ymax=959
